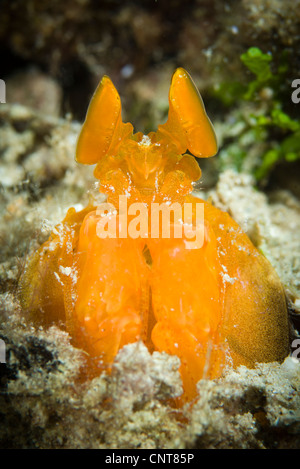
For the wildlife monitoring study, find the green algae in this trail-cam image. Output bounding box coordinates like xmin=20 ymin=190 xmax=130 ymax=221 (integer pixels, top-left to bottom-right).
xmin=212 ymin=47 xmax=300 ymax=181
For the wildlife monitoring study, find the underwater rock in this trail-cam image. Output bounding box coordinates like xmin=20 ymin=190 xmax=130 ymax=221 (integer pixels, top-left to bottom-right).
xmin=7 ymin=68 xmax=62 ymax=117
xmin=1 ymin=289 xmax=299 ymax=448
xmin=2 ymin=0 xmax=300 ymax=124
xmin=0 ymin=102 xmax=299 ymax=448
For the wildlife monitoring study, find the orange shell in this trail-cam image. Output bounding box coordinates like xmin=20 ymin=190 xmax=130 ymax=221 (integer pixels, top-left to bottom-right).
xmin=20 ymin=69 xmax=289 ymax=403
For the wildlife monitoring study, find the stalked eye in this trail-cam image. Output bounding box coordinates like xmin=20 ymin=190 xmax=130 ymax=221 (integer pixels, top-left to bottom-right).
xmin=158 ymin=67 xmax=218 ymax=158
xmin=76 ymin=76 xmax=133 ymax=165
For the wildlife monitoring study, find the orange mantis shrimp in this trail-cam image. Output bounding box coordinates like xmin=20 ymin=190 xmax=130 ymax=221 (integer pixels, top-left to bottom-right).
xmin=20 ymin=68 xmax=290 ymax=402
